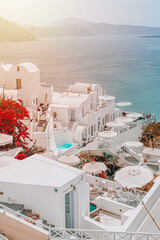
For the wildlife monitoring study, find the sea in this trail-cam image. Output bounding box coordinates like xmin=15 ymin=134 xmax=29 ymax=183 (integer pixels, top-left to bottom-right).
xmin=0 ymin=35 xmax=160 ymax=120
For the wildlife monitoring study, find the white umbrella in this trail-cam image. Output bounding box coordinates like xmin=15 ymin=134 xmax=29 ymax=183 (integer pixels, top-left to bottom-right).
xmin=58 ymin=154 xmax=80 ymax=166
xmin=0 ymin=134 xmax=13 ymax=146
xmin=116 ymin=117 xmax=134 ymax=124
xmin=142 ymin=148 xmax=160 ymax=158
xmin=106 ymin=121 xmax=125 ymax=129
xmin=98 ymin=131 xmax=117 ymax=139
xmin=82 ymin=162 xmax=107 ymax=175
xmin=114 ymin=166 xmax=153 ymax=188
xmin=124 ymin=141 xmax=143 ymax=148
xmin=99 ymin=95 xmax=115 ymax=102
xmin=117 ymin=102 xmax=132 ymax=107
xmin=127 ymin=113 xmax=143 ymax=119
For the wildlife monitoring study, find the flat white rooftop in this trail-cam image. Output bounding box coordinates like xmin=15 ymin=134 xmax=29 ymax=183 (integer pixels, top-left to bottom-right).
xmin=0 ymin=154 xmax=83 ymax=188
xmin=0 ymin=134 xmax=13 ymax=146
xmin=53 ymin=95 xmax=88 ymax=108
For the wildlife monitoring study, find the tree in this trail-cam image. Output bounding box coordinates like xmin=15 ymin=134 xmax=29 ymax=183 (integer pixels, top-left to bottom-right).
xmin=0 ymin=97 xmax=30 ymax=148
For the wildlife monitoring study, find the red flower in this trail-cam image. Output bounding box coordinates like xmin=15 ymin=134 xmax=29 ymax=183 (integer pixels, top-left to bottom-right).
xmin=90 ymin=157 xmax=96 ymax=162
xmin=0 ymin=98 xmax=30 ymax=148
xmin=15 ymin=141 xmax=21 ymax=147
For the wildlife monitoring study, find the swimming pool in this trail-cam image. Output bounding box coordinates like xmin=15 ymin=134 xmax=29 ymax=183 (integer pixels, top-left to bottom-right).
xmin=90 ymin=204 xmax=97 ymax=212
xmin=56 ymin=144 xmax=73 ymax=153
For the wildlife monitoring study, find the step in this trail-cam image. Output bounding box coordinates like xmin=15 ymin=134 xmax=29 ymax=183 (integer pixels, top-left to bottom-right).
xmin=21 ymin=208 xmax=32 ymax=216
xmin=0 ymin=203 xmax=24 ymax=212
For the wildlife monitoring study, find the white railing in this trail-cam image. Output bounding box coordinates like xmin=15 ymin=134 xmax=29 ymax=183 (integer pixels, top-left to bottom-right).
xmin=0 ymin=203 xmax=50 ymax=231
xmin=49 ymin=228 xmax=160 ymax=240
xmin=0 ymin=234 xmax=10 ymax=240
xmin=0 ymin=203 xmax=160 ymax=240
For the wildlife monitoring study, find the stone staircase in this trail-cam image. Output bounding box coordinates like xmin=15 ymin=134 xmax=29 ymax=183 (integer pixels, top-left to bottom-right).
xmin=67 ymin=121 xmax=75 ymax=132
xmin=0 ymin=202 xmax=53 ymax=230
xmin=0 ymin=233 xmax=12 ymax=240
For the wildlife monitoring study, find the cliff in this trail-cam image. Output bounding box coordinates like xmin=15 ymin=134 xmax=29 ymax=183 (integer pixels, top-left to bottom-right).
xmin=0 ymin=18 xmax=35 ymax=42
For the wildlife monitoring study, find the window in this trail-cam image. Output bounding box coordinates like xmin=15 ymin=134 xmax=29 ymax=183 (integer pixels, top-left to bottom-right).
xmin=88 ymin=128 xmax=90 ymax=135
xmin=94 ymin=124 xmax=96 ymax=132
xmin=16 ymin=79 xmax=21 ymax=89
xmin=98 ymin=117 xmax=101 ymax=126
xmin=36 ymin=97 xmax=38 ymax=105
xmin=85 ymin=129 xmax=87 ymax=139
xmin=91 ymin=103 xmax=93 ymax=110
xmin=17 ymin=66 xmax=20 ymax=71
xmin=105 ymin=114 xmax=108 ymax=123
xmin=82 ymin=107 xmax=84 ymax=117
xmin=91 ymin=126 xmax=94 ymax=136
xmin=103 ymin=119 xmax=105 ymax=125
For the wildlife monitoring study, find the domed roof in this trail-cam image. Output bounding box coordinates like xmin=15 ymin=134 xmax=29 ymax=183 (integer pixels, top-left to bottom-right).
xmin=19 ymin=62 xmax=39 ymax=73
xmin=1 ymin=64 xmax=13 ymax=71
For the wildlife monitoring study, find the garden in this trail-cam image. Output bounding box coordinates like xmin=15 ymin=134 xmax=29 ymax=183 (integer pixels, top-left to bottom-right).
xmin=0 ymin=95 xmax=44 ymax=160
xmin=76 ymin=151 xmax=121 ymax=180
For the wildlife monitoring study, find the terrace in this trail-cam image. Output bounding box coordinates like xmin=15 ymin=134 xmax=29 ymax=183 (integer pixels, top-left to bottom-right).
xmin=73 ymin=149 xmax=156 ymax=228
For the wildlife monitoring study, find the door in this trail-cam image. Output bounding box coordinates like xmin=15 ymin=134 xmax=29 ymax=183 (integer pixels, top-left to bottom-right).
xmin=91 ymin=126 xmax=94 ymax=136
xmin=65 ymin=191 xmax=74 ymax=228
xmin=71 ymin=109 xmax=75 ymax=121
xmin=16 ymin=79 xmax=22 ymax=89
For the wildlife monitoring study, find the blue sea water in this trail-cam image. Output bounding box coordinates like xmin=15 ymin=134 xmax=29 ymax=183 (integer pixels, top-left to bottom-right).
xmin=0 ymin=35 xmax=160 ymax=120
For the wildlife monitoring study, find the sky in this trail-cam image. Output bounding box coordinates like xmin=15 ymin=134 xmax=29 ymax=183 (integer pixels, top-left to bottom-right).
xmin=0 ymin=0 xmax=159 ymax=27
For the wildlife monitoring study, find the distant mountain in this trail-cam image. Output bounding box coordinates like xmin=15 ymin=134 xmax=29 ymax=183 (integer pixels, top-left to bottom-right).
xmin=141 ymin=35 xmax=160 ymax=38
xmin=24 ymin=18 xmax=160 ymax=38
xmin=0 ymin=18 xmax=35 ymax=42
xmin=23 ymin=25 xmax=93 ymax=38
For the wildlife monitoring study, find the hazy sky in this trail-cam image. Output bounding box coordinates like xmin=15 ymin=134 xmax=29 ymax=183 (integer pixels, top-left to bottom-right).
xmin=0 ymin=0 xmax=159 ymax=27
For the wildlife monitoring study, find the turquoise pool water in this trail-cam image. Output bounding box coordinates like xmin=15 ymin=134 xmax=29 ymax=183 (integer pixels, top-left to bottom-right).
xmin=90 ymin=204 xmax=97 ymax=212
xmin=56 ymin=144 xmax=72 ymax=153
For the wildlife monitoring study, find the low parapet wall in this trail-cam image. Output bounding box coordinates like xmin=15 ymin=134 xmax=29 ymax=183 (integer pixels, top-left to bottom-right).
xmin=0 ymin=212 xmax=48 ymax=240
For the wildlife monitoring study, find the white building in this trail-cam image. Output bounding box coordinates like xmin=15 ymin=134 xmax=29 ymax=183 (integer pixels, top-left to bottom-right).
xmin=0 ymin=62 xmax=53 ymax=110
xmin=0 ymin=154 xmax=89 ymax=229
xmin=50 ymin=82 xmax=120 ymax=146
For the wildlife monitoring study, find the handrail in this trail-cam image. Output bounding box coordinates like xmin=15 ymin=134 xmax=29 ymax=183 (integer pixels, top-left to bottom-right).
xmin=49 ymin=228 xmax=160 ymax=239
xmin=0 ymin=203 xmax=50 ymax=231
xmin=0 ymin=203 xmax=160 ymax=240
xmin=0 ymin=234 xmax=10 ymax=240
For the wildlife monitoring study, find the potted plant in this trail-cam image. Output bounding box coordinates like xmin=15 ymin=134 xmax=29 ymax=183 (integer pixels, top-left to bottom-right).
xmin=82 ymin=137 xmax=86 ymax=146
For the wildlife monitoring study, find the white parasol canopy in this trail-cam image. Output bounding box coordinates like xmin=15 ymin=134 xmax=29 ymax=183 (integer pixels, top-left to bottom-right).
xmin=82 ymin=162 xmax=107 ymax=175
xmin=124 ymin=141 xmax=144 ymax=148
xmin=117 ymin=102 xmax=132 ymax=107
xmin=99 ymin=95 xmax=116 ymax=102
xmin=114 ymin=166 xmax=153 ymax=188
xmin=127 ymin=113 xmax=143 ymax=119
xmin=98 ymin=131 xmax=117 ymax=139
xmin=0 ymin=134 xmax=13 ymax=146
xmin=116 ymin=117 xmax=134 ymax=124
xmin=58 ymin=154 xmax=80 ymax=166
xmin=106 ymin=121 xmax=125 ymax=129
xmin=142 ymin=148 xmax=160 ymax=158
